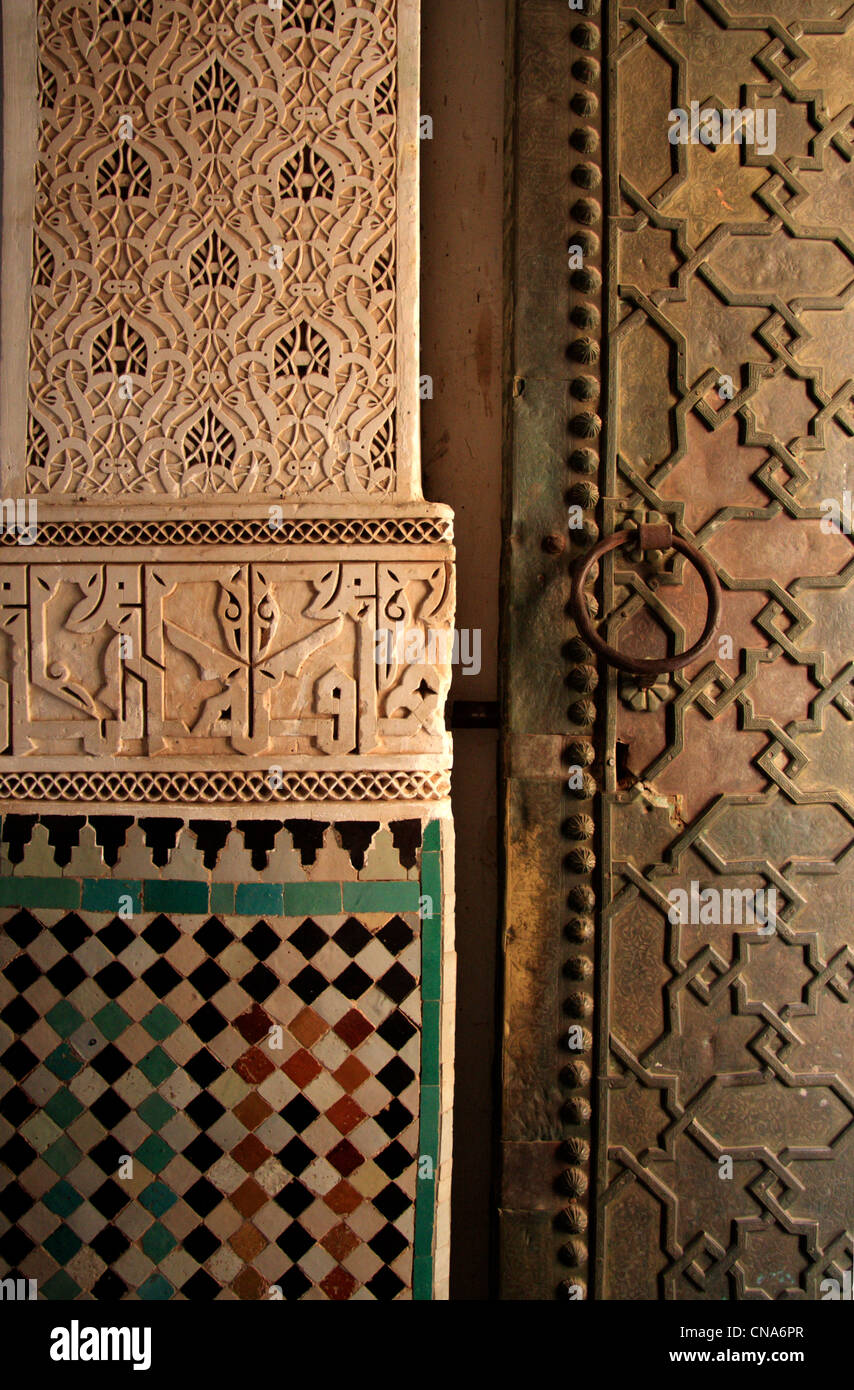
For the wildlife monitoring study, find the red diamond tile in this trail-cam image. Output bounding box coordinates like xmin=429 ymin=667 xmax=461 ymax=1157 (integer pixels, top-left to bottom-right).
xmin=320 ymin=1265 xmax=359 ymax=1301
xmin=282 ymin=1047 xmax=323 ymax=1087
xmin=324 ymin=1179 xmax=363 ymax=1216
xmin=229 ymin=1222 xmax=266 ymax=1262
xmin=332 ymin=1009 xmax=373 ymax=1048
xmin=232 ymin=1134 xmax=270 ymax=1172
xmin=232 ymin=1267 xmax=267 ymax=1300
xmin=236 ymin=1003 xmax=272 ymax=1045
xmin=333 ymin=1056 xmax=371 ymax=1093
xmin=233 ymin=1094 xmax=273 ymax=1131
xmin=234 ymin=1046 xmax=275 ymax=1084
xmin=289 ymin=1007 xmax=329 ymax=1047
xmin=326 ymin=1095 xmax=366 ymax=1136
xmin=321 ymin=1221 xmax=359 ymax=1261
xmin=327 ymin=1138 xmax=364 ymax=1177
xmin=231 ymin=1178 xmax=267 ymax=1219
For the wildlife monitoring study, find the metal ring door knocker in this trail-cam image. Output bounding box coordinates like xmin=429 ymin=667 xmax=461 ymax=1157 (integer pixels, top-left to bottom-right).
xmin=569 ymin=522 xmax=723 ymax=684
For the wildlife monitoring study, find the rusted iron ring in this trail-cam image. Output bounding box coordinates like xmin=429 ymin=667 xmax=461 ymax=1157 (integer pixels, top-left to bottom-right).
xmin=570 ymin=524 xmax=723 ymax=678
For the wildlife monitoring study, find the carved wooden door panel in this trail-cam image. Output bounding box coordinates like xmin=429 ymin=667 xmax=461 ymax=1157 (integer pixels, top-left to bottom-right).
xmin=503 ymin=0 xmax=853 ymax=1301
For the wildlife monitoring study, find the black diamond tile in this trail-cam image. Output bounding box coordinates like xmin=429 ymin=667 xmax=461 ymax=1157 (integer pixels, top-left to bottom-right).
xmin=0 ymin=1086 xmax=36 ymax=1127
xmin=275 ymin=1180 xmax=313 ymax=1218
xmin=366 ymin=1265 xmax=405 ymax=1299
xmin=373 ymin=1182 xmax=411 ymax=1223
xmin=276 ymin=1221 xmax=314 ymax=1262
xmin=1 ymin=1041 xmax=38 ymax=1081
xmin=278 ymin=1137 xmax=313 ymax=1176
xmin=333 ymin=963 xmax=371 ymax=999
xmin=1 ymin=996 xmax=39 ymax=1034
xmin=0 ymin=1225 xmax=34 ymax=1266
xmin=376 ymin=915 xmax=414 ymax=955
xmin=377 ymin=963 xmax=416 ymax=1004
xmin=374 ymin=1141 xmax=410 ymax=1180
xmin=91 ymin=1088 xmax=131 ymax=1129
xmin=181 ymin=1269 xmax=220 ymax=1298
xmin=376 ymin=1010 xmax=417 ymax=1051
xmin=96 ymin=918 xmax=135 ymax=954
xmin=141 ymin=915 xmax=181 ymax=953
xmin=182 ymin=1135 xmax=222 ymax=1172
xmin=368 ymin=1222 xmax=408 ymax=1264
xmin=46 ymin=957 xmax=86 ymax=994
xmin=92 ymin=1269 xmax=128 ymax=1299
xmin=287 ymin=918 xmax=327 ymax=960
xmin=188 ymin=1003 xmax=227 ymax=1042
xmin=376 ymin=1098 xmax=412 ymax=1140
xmin=185 ymin=1049 xmax=224 ymax=1087
xmin=0 ymin=1181 xmax=33 ymax=1223
xmin=91 ymin=1180 xmax=129 ymax=1220
xmin=92 ymin=1044 xmax=131 ymax=1084
xmin=185 ymin=1093 xmax=225 ymax=1130
xmin=333 ymin=917 xmax=373 ymax=958
xmin=188 ymin=959 xmax=229 ymax=1000
xmin=94 ymin=961 xmax=134 ymax=1000
xmin=51 ymin=913 xmax=91 ymax=952
xmin=4 ymin=909 xmax=42 ymax=949
xmin=91 ymin=1225 xmax=130 ymax=1263
xmin=281 ymin=1095 xmax=319 ymax=1133
xmin=185 ymin=1178 xmax=221 ymax=1218
xmin=377 ymin=1058 xmax=416 ymax=1097
xmin=3 ymin=954 xmax=40 ymax=992
xmin=243 ymin=920 xmax=279 ymax=961
xmin=239 ymin=963 xmax=278 ymax=1002
xmin=193 ymin=918 xmax=233 ymax=958
xmin=90 ymin=1137 xmax=125 ymax=1175
xmin=0 ymin=1134 xmax=36 ymax=1175
xmin=277 ymin=1265 xmax=312 ymax=1299
xmin=141 ymin=958 xmax=182 ymax=999
xmin=290 ymin=965 xmax=327 ymax=1005
xmin=183 ymin=1225 xmax=220 ymax=1264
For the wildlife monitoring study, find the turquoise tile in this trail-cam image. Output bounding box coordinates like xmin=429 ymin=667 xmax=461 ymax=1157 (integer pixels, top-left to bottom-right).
xmin=42 ymin=1271 xmax=81 ymax=1300
xmin=420 ymin=853 xmax=441 ymax=920
xmin=93 ymin=1002 xmax=131 ymax=1041
xmin=142 ymin=1222 xmax=176 ymax=1262
xmin=421 ymin=1001 xmax=440 ymax=1086
xmin=136 ymin=1134 xmax=174 ymax=1174
xmin=143 ymin=879 xmax=208 ymax=914
xmin=45 ymin=1001 xmax=84 ymax=1040
xmin=44 ymin=1180 xmax=83 ymax=1219
xmin=342 ymin=880 xmax=420 ymax=913
xmin=45 ymin=1087 xmax=84 ymax=1128
xmin=45 ymin=1044 xmax=81 ymax=1081
xmin=140 ymin=1182 xmax=177 ymax=1218
xmin=142 ymin=1004 xmax=179 ymax=1041
xmin=209 ymin=882 xmax=234 ymax=914
xmin=138 ymin=1049 xmax=177 ymax=1086
xmin=235 ymin=882 xmax=283 ymax=915
xmin=138 ymin=1273 xmax=174 ymax=1301
xmin=43 ymin=1137 xmax=82 ymax=1177
xmin=137 ymin=1094 xmax=174 ymax=1132
xmin=44 ymin=1223 xmax=82 ymax=1266
xmin=421 ymin=915 xmax=441 ymax=1002
xmin=82 ymin=879 xmax=141 ymax=914
xmin=422 ymin=819 xmax=441 ymax=853
xmin=413 ymin=1254 xmax=433 ymax=1301
xmin=0 ymin=877 xmax=79 ymax=908
xmin=283 ymin=881 xmax=341 ymax=916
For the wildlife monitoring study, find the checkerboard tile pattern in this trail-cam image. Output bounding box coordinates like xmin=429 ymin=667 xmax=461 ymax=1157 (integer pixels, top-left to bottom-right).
xmin=0 ymin=902 xmax=424 ymax=1300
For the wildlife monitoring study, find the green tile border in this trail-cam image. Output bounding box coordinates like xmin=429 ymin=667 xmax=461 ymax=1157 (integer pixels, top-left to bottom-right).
xmin=413 ymin=822 xmax=442 ymax=1301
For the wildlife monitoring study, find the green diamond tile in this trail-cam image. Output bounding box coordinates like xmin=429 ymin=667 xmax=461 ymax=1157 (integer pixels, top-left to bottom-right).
xmin=93 ymin=1002 xmax=132 ymax=1041
xmin=81 ymin=879 xmax=142 ymax=914
xmin=136 ymin=1134 xmax=175 ymax=1174
xmin=45 ymin=1044 xmax=82 ymax=1081
xmin=142 ymin=1004 xmax=180 ymax=1041
xmin=42 ymin=1270 xmax=82 ymax=1301
xmin=138 ymin=1048 xmax=177 ymax=1086
xmin=209 ymin=882 xmax=234 ymax=914
xmin=137 ymin=1094 xmax=175 ymax=1132
xmin=141 ymin=1221 xmax=177 ymax=1263
xmin=45 ymin=1000 xmax=84 ymax=1040
xmin=235 ymin=882 xmax=283 ymax=915
xmin=45 ymin=1087 xmax=84 ymax=1128
xmin=43 ymin=1136 xmax=82 ymax=1176
xmin=140 ymin=1181 xmax=177 ymax=1218
xmin=342 ymin=880 xmax=420 ymax=913
xmin=138 ymin=1273 xmax=174 ymax=1301
xmin=44 ymin=1222 xmax=83 ymax=1266
xmin=143 ymin=879 xmax=208 ymax=914
xmin=44 ymin=1179 xmax=84 ymax=1219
